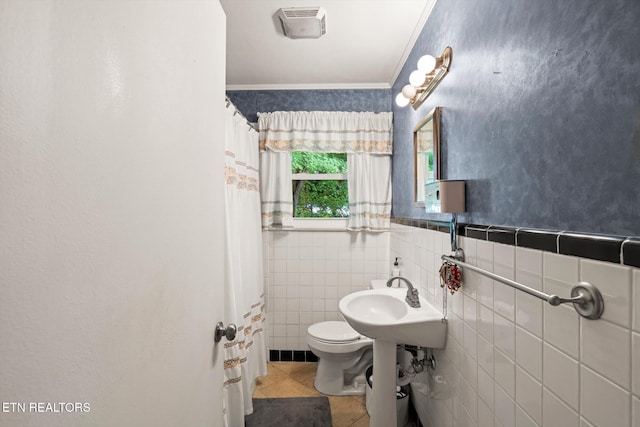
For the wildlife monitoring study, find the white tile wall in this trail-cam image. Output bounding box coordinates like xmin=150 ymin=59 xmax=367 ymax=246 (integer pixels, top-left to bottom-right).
xmin=516 ymin=247 xmax=543 ymax=337
xmin=494 ymin=244 xmax=516 ymax=321
xmin=634 ymin=269 xmax=640 ymax=332
xmin=515 ymin=326 xmax=542 ymax=381
xmin=262 ymin=224 xmax=639 ymax=426
xmin=516 ymin=366 xmax=542 ymax=425
xmin=517 ymin=404 xmax=539 ymax=427
xmin=581 ymin=314 xmax=631 ymax=389
xmin=543 ymin=342 xmax=579 ymax=411
xmin=543 ymin=388 xmax=579 ymax=427
xmin=634 ymin=332 xmax=640 ymax=396
xmin=387 ymin=224 xmax=640 ymax=427
xmin=477 ymin=240 xmax=495 ymax=309
xmin=580 ymin=259 xmax=632 ymax=327
xmin=263 ymin=230 xmax=389 ymax=350
xmin=581 ymin=365 xmax=631 ymax=427
xmin=494 ymin=349 xmax=515 ymax=398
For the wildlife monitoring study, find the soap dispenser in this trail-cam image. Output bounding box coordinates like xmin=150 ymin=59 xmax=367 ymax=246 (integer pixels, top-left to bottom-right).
xmin=392 ymin=257 xmax=400 ymax=277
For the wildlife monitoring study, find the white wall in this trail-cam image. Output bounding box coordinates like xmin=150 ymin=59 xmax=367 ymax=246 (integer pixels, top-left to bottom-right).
xmin=0 ymin=1 xmax=227 ymax=426
xmin=390 ymin=223 xmax=640 ymax=427
xmin=263 ymin=230 xmax=389 ymax=350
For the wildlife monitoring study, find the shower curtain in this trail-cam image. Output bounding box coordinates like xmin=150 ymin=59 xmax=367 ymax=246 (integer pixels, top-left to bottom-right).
xmin=223 ymin=101 xmax=267 ymax=426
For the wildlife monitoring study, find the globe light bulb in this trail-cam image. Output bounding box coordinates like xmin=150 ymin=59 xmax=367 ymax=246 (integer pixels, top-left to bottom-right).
xmin=395 ymin=92 xmax=410 ymax=107
xmin=401 ymin=84 xmax=417 ymax=99
xmin=417 ymin=55 xmax=437 ymax=73
xmin=409 ymin=69 xmax=426 ymax=87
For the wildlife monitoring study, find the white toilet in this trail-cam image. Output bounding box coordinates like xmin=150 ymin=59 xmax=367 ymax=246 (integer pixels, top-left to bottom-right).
xmin=307 ymin=320 xmax=373 ymax=395
xmin=307 ymin=279 xmax=406 ymax=396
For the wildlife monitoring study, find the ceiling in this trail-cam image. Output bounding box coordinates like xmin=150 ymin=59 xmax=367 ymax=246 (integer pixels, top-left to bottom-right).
xmin=220 ymin=0 xmax=436 ymax=90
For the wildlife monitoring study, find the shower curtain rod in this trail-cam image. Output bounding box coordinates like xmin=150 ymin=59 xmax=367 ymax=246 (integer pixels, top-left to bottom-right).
xmin=441 ymin=251 xmax=605 ymax=320
xmin=225 ymin=96 xmax=256 ymax=131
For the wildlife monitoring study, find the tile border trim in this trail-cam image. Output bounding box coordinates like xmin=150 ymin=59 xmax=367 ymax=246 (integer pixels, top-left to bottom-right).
xmin=391 ymin=217 xmax=640 ymax=268
xmin=269 ymin=350 xmax=318 ymax=362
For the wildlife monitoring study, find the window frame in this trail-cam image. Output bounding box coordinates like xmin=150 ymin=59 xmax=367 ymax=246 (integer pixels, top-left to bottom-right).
xmin=291 ymin=169 xmax=349 ymax=230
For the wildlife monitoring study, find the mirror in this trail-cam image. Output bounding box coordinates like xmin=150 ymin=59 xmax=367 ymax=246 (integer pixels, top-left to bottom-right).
xmin=414 ymin=107 xmax=441 ymax=207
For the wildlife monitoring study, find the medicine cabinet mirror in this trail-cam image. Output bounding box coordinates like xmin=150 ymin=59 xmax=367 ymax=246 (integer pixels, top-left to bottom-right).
xmin=414 ymin=107 xmax=441 ymax=207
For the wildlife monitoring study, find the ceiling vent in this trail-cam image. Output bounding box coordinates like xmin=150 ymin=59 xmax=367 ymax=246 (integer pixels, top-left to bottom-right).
xmin=276 ymin=7 xmax=327 ymax=39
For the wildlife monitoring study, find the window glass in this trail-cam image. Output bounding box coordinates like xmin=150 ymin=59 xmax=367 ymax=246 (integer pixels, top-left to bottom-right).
xmin=291 ymin=152 xmax=349 ymax=218
xmin=291 ymin=152 xmax=347 ymax=174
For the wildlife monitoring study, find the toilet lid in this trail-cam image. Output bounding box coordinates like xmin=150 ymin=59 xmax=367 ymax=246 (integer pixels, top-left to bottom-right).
xmin=308 ymin=321 xmax=361 ymax=343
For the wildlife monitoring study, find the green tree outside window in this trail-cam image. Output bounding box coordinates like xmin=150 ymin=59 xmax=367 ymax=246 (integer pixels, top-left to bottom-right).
xmin=291 ymin=152 xmax=349 ymax=218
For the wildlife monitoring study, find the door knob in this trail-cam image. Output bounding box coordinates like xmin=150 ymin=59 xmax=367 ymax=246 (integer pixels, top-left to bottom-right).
xmin=215 ymin=322 xmax=237 ymax=342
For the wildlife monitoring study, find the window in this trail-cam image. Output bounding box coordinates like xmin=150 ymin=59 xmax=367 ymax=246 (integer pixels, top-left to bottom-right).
xmin=291 ymin=152 xmax=348 ymax=218
xmin=258 ymin=111 xmax=392 ymax=231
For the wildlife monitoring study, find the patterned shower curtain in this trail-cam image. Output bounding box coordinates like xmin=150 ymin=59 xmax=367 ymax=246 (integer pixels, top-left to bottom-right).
xmin=223 ymin=101 xmax=267 ymax=426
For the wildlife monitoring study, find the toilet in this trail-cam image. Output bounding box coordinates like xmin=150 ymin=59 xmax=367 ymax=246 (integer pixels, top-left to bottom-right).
xmin=307 ymin=320 xmax=373 ymax=395
xmin=307 ymin=279 xmax=406 ymax=396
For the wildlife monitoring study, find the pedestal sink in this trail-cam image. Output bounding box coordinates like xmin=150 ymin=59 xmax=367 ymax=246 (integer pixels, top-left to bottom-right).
xmin=339 ymin=288 xmax=447 ymax=427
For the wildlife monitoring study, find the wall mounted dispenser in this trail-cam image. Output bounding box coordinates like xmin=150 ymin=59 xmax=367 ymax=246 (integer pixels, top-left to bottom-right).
xmin=425 ymin=180 xmax=466 ymax=253
xmin=424 ymin=180 xmax=465 ymax=214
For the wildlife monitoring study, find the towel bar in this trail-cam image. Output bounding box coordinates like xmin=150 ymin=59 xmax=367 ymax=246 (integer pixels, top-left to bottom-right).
xmin=441 ymin=250 xmax=604 ymax=320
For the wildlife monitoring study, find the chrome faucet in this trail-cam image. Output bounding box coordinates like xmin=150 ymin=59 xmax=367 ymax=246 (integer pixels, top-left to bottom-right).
xmin=386 ymin=276 xmax=421 ymax=308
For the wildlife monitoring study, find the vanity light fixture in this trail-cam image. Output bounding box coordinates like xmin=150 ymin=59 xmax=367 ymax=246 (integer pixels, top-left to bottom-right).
xmin=395 ymin=46 xmax=453 ymax=109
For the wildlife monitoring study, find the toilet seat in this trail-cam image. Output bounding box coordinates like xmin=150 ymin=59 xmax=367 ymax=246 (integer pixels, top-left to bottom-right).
xmin=308 ymin=321 xmax=361 ymax=343
xmin=307 ymin=321 xmax=373 ymax=354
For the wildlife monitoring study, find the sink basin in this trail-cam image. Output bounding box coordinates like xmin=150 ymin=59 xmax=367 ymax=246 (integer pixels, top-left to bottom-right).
xmin=339 ymin=288 xmax=447 ymax=348
xmin=344 ymin=293 xmax=408 ymax=322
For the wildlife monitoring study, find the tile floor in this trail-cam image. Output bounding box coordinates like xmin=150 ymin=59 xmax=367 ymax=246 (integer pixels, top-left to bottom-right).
xmin=252 ymin=361 xmax=370 ymax=427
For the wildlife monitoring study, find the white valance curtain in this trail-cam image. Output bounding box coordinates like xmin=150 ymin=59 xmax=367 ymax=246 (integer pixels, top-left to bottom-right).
xmin=223 ymin=102 xmax=267 ymax=426
xmin=258 ymin=111 xmax=393 ymax=231
xmin=259 ymin=111 xmax=393 ymax=154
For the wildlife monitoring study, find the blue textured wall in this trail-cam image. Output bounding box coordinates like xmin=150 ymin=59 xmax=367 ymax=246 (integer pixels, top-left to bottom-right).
xmin=226 ymin=89 xmax=391 ymax=122
xmin=392 ymin=0 xmax=640 ymax=236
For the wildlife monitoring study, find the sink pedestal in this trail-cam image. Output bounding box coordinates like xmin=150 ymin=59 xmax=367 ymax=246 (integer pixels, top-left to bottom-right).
xmin=371 ymin=339 xmax=397 ymax=427
xmin=338 ymin=287 xmax=448 ymax=427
